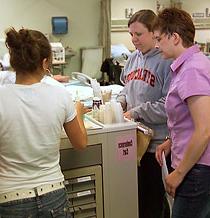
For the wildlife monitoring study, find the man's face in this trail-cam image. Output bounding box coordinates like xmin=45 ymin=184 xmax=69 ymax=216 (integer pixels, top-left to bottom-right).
xmin=129 ymin=21 xmax=155 ymax=54
xmin=154 ymin=30 xmax=175 ymax=59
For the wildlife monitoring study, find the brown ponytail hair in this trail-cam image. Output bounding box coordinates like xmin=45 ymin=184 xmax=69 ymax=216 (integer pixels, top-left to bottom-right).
xmin=5 ymin=28 xmax=51 ymax=73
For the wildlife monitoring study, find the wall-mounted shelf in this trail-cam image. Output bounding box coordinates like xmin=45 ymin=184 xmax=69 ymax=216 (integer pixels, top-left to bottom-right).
xmin=111 ymin=19 xmax=128 ymax=32
xmin=193 ymin=18 xmax=210 ymax=29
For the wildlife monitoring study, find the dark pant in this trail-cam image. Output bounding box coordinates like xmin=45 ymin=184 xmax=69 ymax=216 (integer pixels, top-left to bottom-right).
xmin=172 ymin=164 xmax=210 ymax=218
xmin=138 ymin=152 xmax=170 ymax=218
xmin=0 ymin=188 xmax=71 ymax=218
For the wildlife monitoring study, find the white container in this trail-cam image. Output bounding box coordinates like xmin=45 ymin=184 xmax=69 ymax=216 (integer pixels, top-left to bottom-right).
xmin=104 ymin=102 xmax=113 ymax=124
xmin=111 ymin=101 xmax=124 ymax=123
xmin=99 ymin=104 xmax=105 ymax=123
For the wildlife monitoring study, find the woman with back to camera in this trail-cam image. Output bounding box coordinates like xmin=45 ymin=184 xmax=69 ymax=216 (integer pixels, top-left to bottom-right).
xmin=117 ymin=9 xmax=172 ymax=218
xmin=0 ymin=27 xmax=87 ymax=217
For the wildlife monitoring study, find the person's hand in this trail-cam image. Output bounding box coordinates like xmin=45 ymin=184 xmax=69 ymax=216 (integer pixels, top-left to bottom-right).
xmin=53 ymin=74 xmax=70 ymax=82
xmin=155 ymin=139 xmax=171 ymax=166
xmin=124 ymin=111 xmax=132 ymax=120
xmin=120 ymin=101 xmax=127 ymax=111
xmin=75 ymin=102 xmax=91 ymax=117
xmin=83 ymin=107 xmax=92 ymax=114
xmin=165 ymin=170 xmax=185 ymax=197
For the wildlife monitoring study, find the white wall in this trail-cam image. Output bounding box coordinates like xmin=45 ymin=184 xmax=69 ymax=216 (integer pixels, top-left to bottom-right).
xmin=111 ymin=0 xmax=157 ymax=50
xmin=111 ymin=0 xmax=156 ymax=19
xmin=0 ymin=0 xmax=101 ymax=74
xmin=111 ymin=0 xmax=210 ymax=49
xmin=182 ymin=0 xmax=210 ymax=43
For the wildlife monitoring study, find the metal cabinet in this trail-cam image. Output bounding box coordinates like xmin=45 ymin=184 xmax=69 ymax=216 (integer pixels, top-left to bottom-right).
xmin=60 ymin=121 xmax=138 ymax=218
xmin=63 ymin=165 xmax=103 ymax=218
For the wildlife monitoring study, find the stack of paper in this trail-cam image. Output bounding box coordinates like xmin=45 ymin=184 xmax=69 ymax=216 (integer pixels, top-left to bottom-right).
xmin=84 ymin=116 xmax=103 ymax=130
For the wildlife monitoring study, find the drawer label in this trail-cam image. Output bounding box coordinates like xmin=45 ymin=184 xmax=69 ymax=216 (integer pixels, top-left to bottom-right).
xmin=77 ymin=190 xmax=91 ymax=197
xmin=77 ymin=176 xmax=91 ymax=183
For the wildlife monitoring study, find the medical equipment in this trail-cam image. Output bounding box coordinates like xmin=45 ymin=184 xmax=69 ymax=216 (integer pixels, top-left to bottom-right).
xmin=50 ymin=42 xmax=65 ymax=64
xmin=71 ymin=72 xmax=92 ymax=86
xmin=60 ymin=119 xmax=138 ymax=218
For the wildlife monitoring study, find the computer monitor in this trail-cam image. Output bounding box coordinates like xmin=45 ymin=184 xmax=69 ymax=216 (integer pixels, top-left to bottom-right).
xmin=51 ymin=16 xmax=68 ymax=35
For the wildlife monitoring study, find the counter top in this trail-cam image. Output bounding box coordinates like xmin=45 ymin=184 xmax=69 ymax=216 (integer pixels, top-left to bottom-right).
xmin=60 ymin=118 xmax=137 ymax=150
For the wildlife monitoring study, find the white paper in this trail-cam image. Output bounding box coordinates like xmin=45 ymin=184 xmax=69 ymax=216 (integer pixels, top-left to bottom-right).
xmin=161 ymin=151 xmax=169 ymax=189
xmin=84 ymin=116 xmax=103 ymax=130
xmin=161 ymin=152 xmax=174 ymax=217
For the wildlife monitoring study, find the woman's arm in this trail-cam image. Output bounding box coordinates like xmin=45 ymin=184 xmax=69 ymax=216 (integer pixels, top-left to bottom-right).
xmin=156 ymin=138 xmax=172 ymax=166
xmin=175 ymin=95 xmax=210 ymax=176
xmin=165 ymin=95 xmax=210 ymax=197
xmin=63 ymin=102 xmax=88 ymax=150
